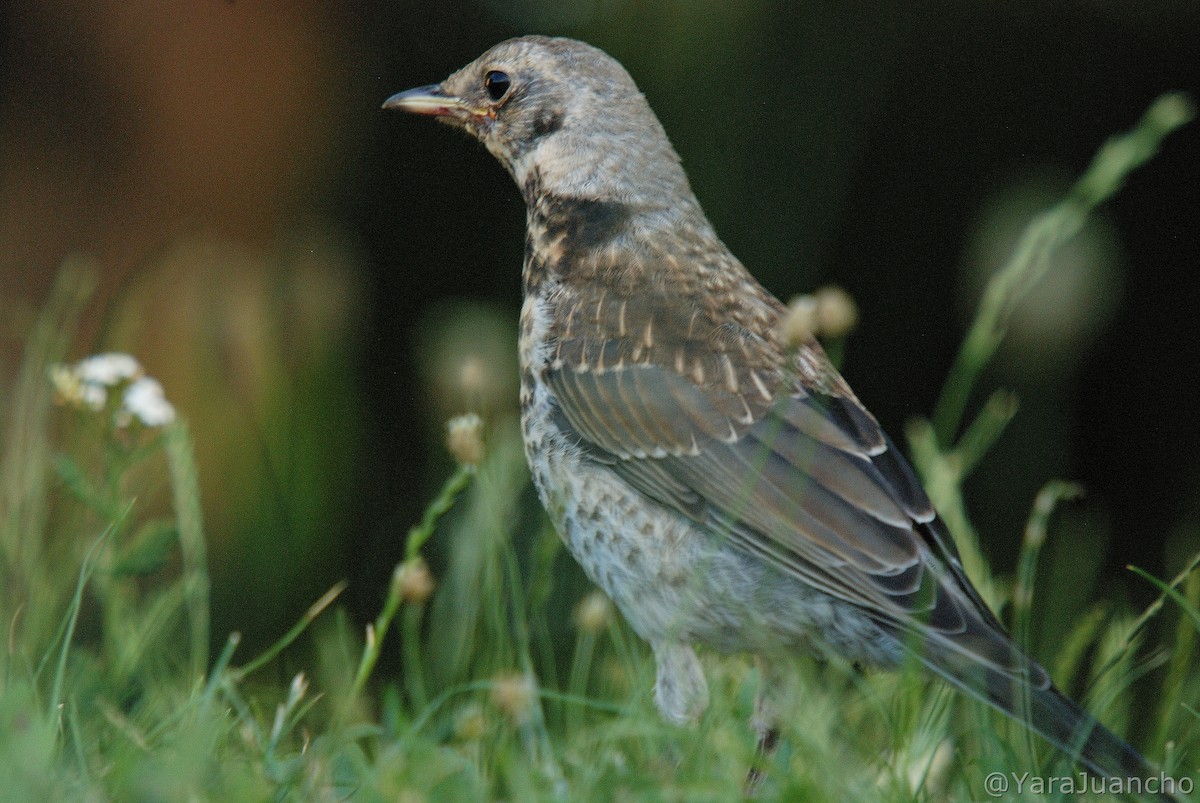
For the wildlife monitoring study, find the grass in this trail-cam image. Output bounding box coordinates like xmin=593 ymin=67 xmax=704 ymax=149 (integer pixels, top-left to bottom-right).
xmin=1 ymin=94 xmax=1197 ymax=801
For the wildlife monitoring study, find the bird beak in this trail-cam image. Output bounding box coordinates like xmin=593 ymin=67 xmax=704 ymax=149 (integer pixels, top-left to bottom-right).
xmin=382 ymin=84 xmax=472 ymax=118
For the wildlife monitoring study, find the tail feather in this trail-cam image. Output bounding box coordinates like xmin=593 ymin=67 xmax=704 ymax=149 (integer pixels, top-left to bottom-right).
xmin=901 ymin=513 xmax=1183 ymax=800
xmin=927 ymin=657 xmax=1184 ymax=802
xmin=1014 ymin=679 xmax=1152 ymax=777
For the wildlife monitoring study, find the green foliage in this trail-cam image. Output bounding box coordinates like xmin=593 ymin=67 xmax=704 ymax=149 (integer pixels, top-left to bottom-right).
xmin=1 ymin=95 xmax=1197 ymax=801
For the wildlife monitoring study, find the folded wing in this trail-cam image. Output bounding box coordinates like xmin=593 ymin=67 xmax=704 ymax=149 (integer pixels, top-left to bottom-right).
xmin=548 ymin=359 xmax=1047 ymax=688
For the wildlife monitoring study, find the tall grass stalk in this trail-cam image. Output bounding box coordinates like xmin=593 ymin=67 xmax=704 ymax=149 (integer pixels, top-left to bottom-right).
xmin=931 ymin=93 xmax=1194 ymax=447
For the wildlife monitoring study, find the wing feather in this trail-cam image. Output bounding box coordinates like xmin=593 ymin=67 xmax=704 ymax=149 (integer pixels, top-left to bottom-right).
xmin=546 ymin=359 xmax=1045 ymax=685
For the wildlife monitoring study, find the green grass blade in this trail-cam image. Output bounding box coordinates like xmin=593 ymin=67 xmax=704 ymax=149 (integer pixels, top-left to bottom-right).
xmin=932 ymin=93 xmax=1194 ymax=445
xmin=46 ymin=517 xmax=121 ymax=721
xmin=164 ymin=421 xmax=210 ymax=680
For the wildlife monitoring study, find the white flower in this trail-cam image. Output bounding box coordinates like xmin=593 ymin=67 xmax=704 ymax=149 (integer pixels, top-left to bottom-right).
xmin=80 ymin=383 xmax=107 ymax=410
xmin=121 ymin=377 xmax=176 ymax=427
xmin=75 ymin=353 xmax=143 ymax=386
xmin=49 ymin=354 xmax=176 ymax=429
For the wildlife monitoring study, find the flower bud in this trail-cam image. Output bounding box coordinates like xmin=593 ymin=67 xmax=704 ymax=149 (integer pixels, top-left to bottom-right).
xmin=813 ymin=285 xmax=858 ymax=339
xmin=780 ymin=295 xmax=818 ymax=349
xmin=453 ymin=703 xmax=486 ymax=741
xmin=394 ymin=556 xmax=436 ymax=604
xmin=572 ymin=590 xmax=613 ymax=634
xmin=490 ymin=671 xmax=535 ymax=723
xmin=445 ymin=413 xmax=485 ymax=467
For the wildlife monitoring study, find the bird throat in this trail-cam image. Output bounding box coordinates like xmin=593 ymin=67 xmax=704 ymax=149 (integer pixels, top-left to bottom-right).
xmin=522 ymin=178 xmax=633 ymax=295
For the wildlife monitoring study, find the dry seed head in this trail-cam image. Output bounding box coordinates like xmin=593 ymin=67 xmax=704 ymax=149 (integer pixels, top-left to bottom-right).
xmin=490 ymin=671 xmax=535 ymax=723
xmin=457 ymin=355 xmax=489 ymax=398
xmin=812 ymin=285 xmax=859 ymax=338
xmin=780 ymin=295 xmax=818 ymax=349
xmin=453 ymin=703 xmax=486 ymax=741
xmin=446 ymin=413 xmax=485 ymax=466
xmin=419 ymin=301 xmax=519 ymax=421
xmin=394 ymin=557 xmax=436 ymax=604
xmin=573 ymin=590 xmax=613 ymax=634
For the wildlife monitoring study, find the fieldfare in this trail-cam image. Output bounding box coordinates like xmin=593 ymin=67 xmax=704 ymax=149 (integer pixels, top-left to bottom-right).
xmin=385 ymin=35 xmax=1168 ymax=791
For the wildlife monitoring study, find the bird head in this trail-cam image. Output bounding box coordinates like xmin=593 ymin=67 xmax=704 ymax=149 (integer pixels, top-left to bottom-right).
xmin=384 ymin=36 xmax=692 ymax=205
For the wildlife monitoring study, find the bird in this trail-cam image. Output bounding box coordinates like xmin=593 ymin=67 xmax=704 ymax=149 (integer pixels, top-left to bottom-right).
xmin=384 ymin=35 xmax=1173 ymax=794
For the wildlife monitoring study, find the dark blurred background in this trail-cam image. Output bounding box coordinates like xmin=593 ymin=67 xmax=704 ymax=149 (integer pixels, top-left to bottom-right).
xmin=2 ymin=0 xmax=1198 ymax=654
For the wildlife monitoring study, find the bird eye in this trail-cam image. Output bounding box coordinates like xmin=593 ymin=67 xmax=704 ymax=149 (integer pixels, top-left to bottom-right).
xmin=484 ymin=70 xmax=511 ymax=102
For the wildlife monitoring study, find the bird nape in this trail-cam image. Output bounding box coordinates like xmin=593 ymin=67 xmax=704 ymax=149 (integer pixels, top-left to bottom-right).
xmin=385 ymin=35 xmax=1178 ymax=800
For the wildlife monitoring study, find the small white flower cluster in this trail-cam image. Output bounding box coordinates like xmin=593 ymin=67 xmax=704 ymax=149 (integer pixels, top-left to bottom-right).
xmin=49 ymin=353 xmax=176 ymax=428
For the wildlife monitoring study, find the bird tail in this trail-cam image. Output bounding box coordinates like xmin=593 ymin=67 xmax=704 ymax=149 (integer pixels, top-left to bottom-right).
xmin=930 ymin=659 xmax=1184 ymax=802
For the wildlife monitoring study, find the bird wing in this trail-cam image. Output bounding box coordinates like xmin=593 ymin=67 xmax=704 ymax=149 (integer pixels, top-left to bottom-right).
xmin=545 ymin=337 xmax=1047 ymax=687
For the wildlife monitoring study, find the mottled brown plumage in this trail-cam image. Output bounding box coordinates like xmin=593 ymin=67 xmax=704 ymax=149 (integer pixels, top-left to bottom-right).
xmin=385 ymin=35 xmax=1170 ymax=794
